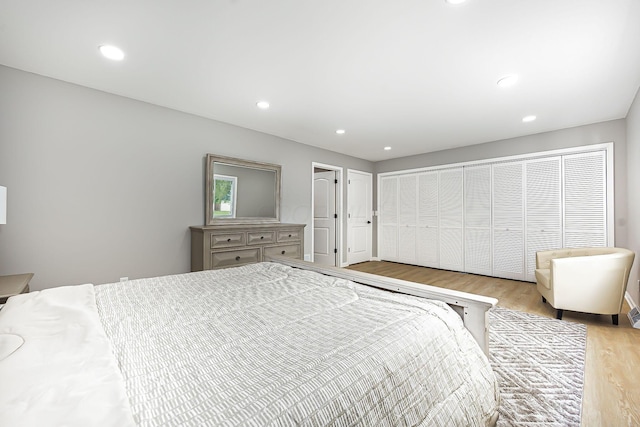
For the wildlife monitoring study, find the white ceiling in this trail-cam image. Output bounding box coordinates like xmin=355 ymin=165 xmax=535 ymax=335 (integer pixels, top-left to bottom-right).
xmin=1 ymin=0 xmax=639 ymax=162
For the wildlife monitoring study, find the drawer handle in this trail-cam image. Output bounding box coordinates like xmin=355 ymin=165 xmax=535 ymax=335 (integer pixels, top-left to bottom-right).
xmin=227 ymin=238 xmax=231 ymax=242
xmin=260 ymin=236 xmax=264 ymax=239
xmin=235 ymin=256 xmax=241 ymax=261
xmin=281 ymin=250 xmax=286 ymax=255
xmin=288 ymin=234 xmax=292 ymax=237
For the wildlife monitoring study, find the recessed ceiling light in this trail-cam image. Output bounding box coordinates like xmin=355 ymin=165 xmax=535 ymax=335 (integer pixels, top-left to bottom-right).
xmin=99 ymin=45 xmax=124 ymax=61
xmin=497 ymin=75 xmax=519 ymax=88
xmin=445 ymin=0 xmax=467 ymax=4
xmin=384 ymin=146 xmax=392 ymax=151
xmin=522 ymin=115 xmax=537 ymax=122
xmin=336 ymin=129 xmax=346 ymax=135
xmin=256 ymin=101 xmax=270 ymax=109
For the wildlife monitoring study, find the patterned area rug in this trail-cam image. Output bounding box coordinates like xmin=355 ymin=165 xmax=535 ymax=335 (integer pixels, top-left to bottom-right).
xmin=488 ymin=307 xmax=586 ymax=427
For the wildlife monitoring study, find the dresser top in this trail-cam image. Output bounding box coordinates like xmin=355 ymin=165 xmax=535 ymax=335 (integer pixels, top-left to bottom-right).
xmin=190 ymin=223 xmax=305 ymax=231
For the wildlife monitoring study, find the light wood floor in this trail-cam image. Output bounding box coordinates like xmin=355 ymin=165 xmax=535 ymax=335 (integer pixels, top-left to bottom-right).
xmin=346 ymin=261 xmax=640 ymax=427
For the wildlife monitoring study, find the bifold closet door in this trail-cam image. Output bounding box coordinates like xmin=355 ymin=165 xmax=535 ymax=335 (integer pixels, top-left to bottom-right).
xmin=464 ymin=165 xmax=492 ymax=276
xmin=417 ymin=171 xmax=439 ymax=268
xmin=398 ymin=174 xmax=418 ymax=264
xmin=438 ymin=168 xmax=464 ymax=272
xmin=379 ymin=176 xmax=398 ymax=261
xmin=492 ymin=161 xmax=524 ymax=280
xmin=378 ymin=147 xmax=609 ymax=282
xmin=563 ymin=151 xmax=608 ymax=247
xmin=525 ymin=157 xmax=562 ymax=281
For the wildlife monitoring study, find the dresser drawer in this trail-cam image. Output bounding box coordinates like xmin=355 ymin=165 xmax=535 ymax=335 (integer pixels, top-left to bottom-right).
xmin=264 ymin=244 xmax=301 ymax=259
xmin=247 ymin=231 xmax=275 ymax=245
xmin=211 ymin=232 xmax=245 ymax=248
xmin=211 ymin=248 xmax=260 ymax=268
xmin=277 ymin=229 xmax=302 ymax=243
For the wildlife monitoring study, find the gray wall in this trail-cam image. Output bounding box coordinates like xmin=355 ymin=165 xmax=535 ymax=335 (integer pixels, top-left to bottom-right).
xmin=626 ymin=88 xmax=640 ymax=304
xmin=0 ymin=66 xmax=372 ymax=290
xmin=374 ymin=120 xmax=629 ymax=264
xmin=375 ymin=120 xmax=627 ymax=174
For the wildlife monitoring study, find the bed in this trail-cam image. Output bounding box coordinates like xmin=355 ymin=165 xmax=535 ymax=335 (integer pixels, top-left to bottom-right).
xmin=0 ymin=259 xmax=500 ymax=426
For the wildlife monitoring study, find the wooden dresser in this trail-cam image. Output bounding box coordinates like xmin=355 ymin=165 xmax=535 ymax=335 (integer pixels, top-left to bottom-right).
xmin=190 ymin=223 xmax=305 ymax=271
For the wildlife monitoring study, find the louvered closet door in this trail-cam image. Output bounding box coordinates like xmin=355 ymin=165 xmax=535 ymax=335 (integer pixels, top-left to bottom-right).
xmin=464 ymin=165 xmax=492 ymax=276
xmin=525 ymin=157 xmax=562 ymax=281
xmin=439 ymin=168 xmax=464 ymax=271
xmin=397 ymin=174 xmax=418 ymax=264
xmin=492 ymin=161 xmax=524 ymax=280
xmin=379 ymin=176 xmax=398 ymax=261
xmin=564 ymin=151 xmax=608 ymax=247
xmin=417 ymin=171 xmax=439 ymax=268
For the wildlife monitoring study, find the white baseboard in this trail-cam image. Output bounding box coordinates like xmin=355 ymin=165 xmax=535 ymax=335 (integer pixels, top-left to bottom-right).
xmin=625 ymin=291 xmax=638 ymax=310
xmin=371 ymin=257 xmax=381 ymax=261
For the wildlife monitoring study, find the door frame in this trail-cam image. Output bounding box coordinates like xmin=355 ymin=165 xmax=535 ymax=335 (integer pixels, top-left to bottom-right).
xmin=311 ymin=163 xmax=344 ymax=266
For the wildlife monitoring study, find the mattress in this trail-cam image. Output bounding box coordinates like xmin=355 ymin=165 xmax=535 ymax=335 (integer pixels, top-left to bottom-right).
xmin=0 ymin=262 xmax=499 ymax=426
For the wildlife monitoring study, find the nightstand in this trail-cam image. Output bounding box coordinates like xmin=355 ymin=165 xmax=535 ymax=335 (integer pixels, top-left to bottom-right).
xmin=0 ymin=273 xmax=34 ymax=304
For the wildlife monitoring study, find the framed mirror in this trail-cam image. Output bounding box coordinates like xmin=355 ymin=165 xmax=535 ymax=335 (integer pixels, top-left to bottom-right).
xmin=205 ymin=154 xmax=281 ymax=225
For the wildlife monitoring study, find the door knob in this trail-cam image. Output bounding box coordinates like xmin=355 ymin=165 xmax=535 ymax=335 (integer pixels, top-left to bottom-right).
xmin=367 ymin=220 xmax=371 ymax=224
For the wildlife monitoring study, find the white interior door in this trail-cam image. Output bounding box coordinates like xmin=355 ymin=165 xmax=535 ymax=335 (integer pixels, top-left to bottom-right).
xmin=464 ymin=164 xmax=492 ymax=276
xmin=398 ymin=174 xmax=418 ymax=264
xmin=438 ymin=168 xmax=464 ymax=271
xmin=417 ymin=171 xmax=439 ymax=268
xmin=313 ymin=170 xmax=337 ymax=266
xmin=379 ymin=175 xmax=398 ymax=261
xmin=525 ymin=157 xmax=562 ymax=281
xmin=492 ymin=161 xmax=525 ymax=280
xmin=563 ymin=151 xmax=608 ymax=247
xmin=348 ymin=170 xmax=372 ymax=264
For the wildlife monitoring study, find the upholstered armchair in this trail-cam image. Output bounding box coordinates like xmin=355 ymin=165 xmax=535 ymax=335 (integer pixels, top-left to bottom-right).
xmin=535 ymin=247 xmax=635 ymax=325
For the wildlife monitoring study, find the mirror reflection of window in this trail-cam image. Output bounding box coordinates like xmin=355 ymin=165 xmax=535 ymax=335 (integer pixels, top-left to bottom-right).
xmin=213 ymin=174 xmax=237 ymax=218
xmin=205 ymin=155 xmax=281 ymax=224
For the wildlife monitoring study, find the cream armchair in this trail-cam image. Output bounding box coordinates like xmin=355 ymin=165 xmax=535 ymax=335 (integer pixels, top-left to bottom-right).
xmin=535 ymin=247 xmax=635 ymax=325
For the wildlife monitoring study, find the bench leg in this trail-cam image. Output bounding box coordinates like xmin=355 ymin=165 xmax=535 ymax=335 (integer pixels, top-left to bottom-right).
xmin=556 ymin=309 xmax=563 ymax=320
xmin=612 ymin=314 xmax=619 ymax=325
xmin=542 ymin=296 xmax=547 ymax=303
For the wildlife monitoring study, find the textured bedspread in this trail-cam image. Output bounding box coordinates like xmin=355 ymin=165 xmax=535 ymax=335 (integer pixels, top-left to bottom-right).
xmin=95 ymin=262 xmax=499 ymax=426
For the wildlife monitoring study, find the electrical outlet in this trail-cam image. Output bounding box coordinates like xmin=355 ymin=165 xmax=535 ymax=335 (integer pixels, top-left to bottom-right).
xmin=120 ymin=277 xmax=128 ymax=282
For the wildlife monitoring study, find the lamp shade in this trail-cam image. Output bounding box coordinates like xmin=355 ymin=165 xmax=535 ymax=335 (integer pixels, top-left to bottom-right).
xmin=0 ymin=186 xmax=6 ymax=224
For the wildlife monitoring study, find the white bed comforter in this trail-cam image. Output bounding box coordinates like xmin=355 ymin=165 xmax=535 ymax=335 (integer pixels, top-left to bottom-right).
xmin=0 ymin=262 xmax=499 ymax=426
xmin=0 ymin=284 xmax=136 ymax=427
